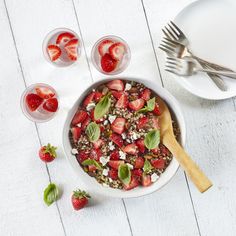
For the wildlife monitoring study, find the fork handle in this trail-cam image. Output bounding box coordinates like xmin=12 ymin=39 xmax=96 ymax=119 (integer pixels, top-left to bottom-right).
xmin=163 ymin=133 xmax=213 ymax=193
xmin=198 ymin=68 xmax=236 ymax=79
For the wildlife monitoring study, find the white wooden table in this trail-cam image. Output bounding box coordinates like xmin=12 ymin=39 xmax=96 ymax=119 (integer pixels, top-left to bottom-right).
xmin=1 ymin=0 xmax=236 ymax=235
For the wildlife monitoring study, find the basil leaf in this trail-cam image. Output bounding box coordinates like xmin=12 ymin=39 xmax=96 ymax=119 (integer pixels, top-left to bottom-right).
xmin=143 ymin=159 xmax=153 ymax=173
xmin=118 ymin=164 xmax=131 ymax=185
xmin=144 ymin=129 xmax=160 ymax=150
xmin=82 ymin=159 xmax=102 ymax=170
xmin=138 ymin=97 xmax=155 ymax=113
xmin=86 ymin=122 xmax=100 ymax=142
xmin=43 ymin=183 xmax=59 ymax=206
xmin=94 ymin=94 xmax=111 ymax=120
xmin=138 ymin=107 xmax=150 ymax=113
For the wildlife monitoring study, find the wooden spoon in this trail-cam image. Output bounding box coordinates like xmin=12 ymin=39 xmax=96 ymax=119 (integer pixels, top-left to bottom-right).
xmin=156 ymin=96 xmax=212 ymax=193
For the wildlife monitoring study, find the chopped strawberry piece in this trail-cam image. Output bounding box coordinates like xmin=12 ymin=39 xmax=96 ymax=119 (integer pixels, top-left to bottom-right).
xmin=83 ymin=92 xmax=95 ymax=107
xmin=136 ymin=139 xmax=146 ymax=153
xmin=107 ymin=80 xmax=124 ymax=91
xmin=71 ymin=127 xmax=81 ymax=143
xmin=124 ymin=177 xmax=139 ymax=190
xmin=111 ymin=117 xmax=126 ymax=134
xmin=110 ymin=150 xmax=120 ymax=160
xmin=81 ymin=116 xmax=91 ymax=131
xmin=88 ymin=165 xmax=97 ymax=172
xmin=151 ymin=159 xmax=165 ymax=169
xmin=108 ymin=169 xmax=118 ymax=180
xmin=132 ymin=169 xmax=143 ymax=178
xmin=100 ymin=124 xmax=105 ymax=132
xmin=111 ymin=91 xmax=123 ymax=99
xmin=142 ymin=174 xmax=152 ymax=187
xmin=90 ymin=109 xmax=104 ymax=123
xmin=160 ymin=145 xmax=170 ymax=155
xmin=153 ymin=103 xmax=161 ymax=115
xmin=93 ymin=139 xmax=104 ymax=149
xmin=152 ymin=117 xmax=159 ymax=129
xmin=128 ymin=98 xmax=145 ymax=111
xmin=123 ymin=144 xmax=138 ymax=155
xmin=108 ymin=42 xmax=126 ymax=61
xmin=42 ymin=98 xmax=58 ymax=112
xmin=35 ymin=87 xmax=55 ymax=99
xmin=90 ymin=149 xmax=102 ymax=161
xmin=110 ymin=133 xmax=123 ymax=148
xmin=140 ymin=89 xmax=151 ymax=101
xmin=76 ymin=151 xmax=89 ymax=163
xmin=64 ymin=38 xmax=79 ymax=61
xmin=137 ymin=117 xmax=149 ymax=130
xmin=94 ymin=92 xmax=103 ymax=102
xmin=134 ymin=157 xmax=145 ymax=169
xmin=98 ymin=39 xmax=114 ymax=56
xmin=56 ymin=32 xmax=75 ymax=44
xmin=152 ymin=148 xmax=160 ymax=154
xmin=72 ymin=110 xmax=88 ymax=126
xmin=116 ymin=94 xmax=128 ymax=109
xmin=26 ymin=93 xmax=43 ymax=111
xmin=108 ymin=160 xmax=124 ymax=170
xmin=101 ymin=53 xmax=117 ymax=72
xmin=47 ymin=45 xmax=61 ymax=61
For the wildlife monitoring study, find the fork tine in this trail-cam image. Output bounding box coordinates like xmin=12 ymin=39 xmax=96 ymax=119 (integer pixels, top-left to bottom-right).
xmin=164 ymin=26 xmax=178 ymax=41
xmin=162 ymin=28 xmax=174 ymax=40
xmin=170 ymin=21 xmax=185 ymax=37
xmin=159 ymin=43 xmax=175 ymax=53
xmin=165 ymin=64 xmax=178 ymax=70
xmin=165 ymin=68 xmax=175 ymax=74
xmin=163 ymin=37 xmax=181 ymax=46
xmin=161 ymin=39 xmax=176 ymax=48
xmin=168 ymin=23 xmax=179 ymax=37
xmin=159 ymin=46 xmax=172 ymax=55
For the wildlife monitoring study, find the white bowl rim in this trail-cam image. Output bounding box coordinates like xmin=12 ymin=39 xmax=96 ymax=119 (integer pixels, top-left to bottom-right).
xmin=62 ymin=77 xmax=186 ymax=198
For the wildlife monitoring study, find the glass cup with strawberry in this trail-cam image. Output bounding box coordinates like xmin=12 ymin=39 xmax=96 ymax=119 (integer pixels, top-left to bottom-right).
xmin=43 ymin=28 xmax=81 ymax=67
xmin=91 ymin=35 xmax=131 ymax=75
xmin=21 ymin=83 xmax=59 ymax=122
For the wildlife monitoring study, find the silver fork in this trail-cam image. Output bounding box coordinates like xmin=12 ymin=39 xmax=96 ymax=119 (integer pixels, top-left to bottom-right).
xmin=165 ymin=57 xmax=236 ymax=79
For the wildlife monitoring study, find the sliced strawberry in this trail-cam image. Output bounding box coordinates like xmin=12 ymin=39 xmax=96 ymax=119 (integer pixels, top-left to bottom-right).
xmin=136 ymin=139 xmax=146 ymax=153
xmin=88 ymin=165 xmax=97 ymax=172
xmin=90 ymin=149 xmax=102 ymax=162
xmin=140 ymin=89 xmax=151 ymax=101
xmin=90 ymin=109 xmax=104 ymax=123
xmin=64 ymin=38 xmax=79 ymax=61
xmin=101 ymin=53 xmax=117 ymax=73
xmin=76 ymin=151 xmax=89 ymax=163
xmin=98 ymin=39 xmax=114 ymax=56
xmin=151 ymin=158 xmax=165 ymax=169
xmin=56 ymin=32 xmax=75 ymax=44
xmin=153 ymin=103 xmax=161 ymax=115
xmin=111 ymin=91 xmax=123 ymax=99
xmin=93 ymin=139 xmax=104 ymax=149
xmin=137 ymin=117 xmax=149 ymax=130
xmin=107 ymin=80 xmax=124 ymax=91
xmin=132 ymin=169 xmax=143 ymax=178
xmin=142 ymin=174 xmax=152 ymax=187
xmin=35 ymin=87 xmax=55 ymax=99
xmin=71 ymin=127 xmax=81 ymax=143
xmin=94 ymin=92 xmax=103 ymax=102
xmin=152 ymin=117 xmax=159 ymax=130
xmin=123 ymin=144 xmax=138 ymax=155
xmin=134 ymin=156 xmax=145 ymax=169
xmin=108 ymin=169 xmax=118 ymax=180
xmin=111 ymin=118 xmax=126 ymax=134
xmin=47 ymin=45 xmax=61 ymax=61
xmin=128 ymin=98 xmax=145 ymax=111
xmin=42 ymin=98 xmax=58 ymax=112
xmin=83 ymin=92 xmax=95 ymax=107
xmin=160 ymin=145 xmax=170 ymax=155
xmin=110 ymin=133 xmax=123 ymax=148
xmin=110 ymin=150 xmax=120 ymax=160
xmin=109 ymin=42 xmax=125 ymax=61
xmin=72 ymin=110 xmax=88 ymax=126
xmin=124 ymin=177 xmax=139 ymax=190
xmin=116 ymin=94 xmax=128 ymax=109
xmin=26 ymin=93 xmax=43 ymax=111
xmin=108 ymin=160 xmax=124 ymax=170
xmin=81 ymin=116 xmax=91 ymax=131
xmin=100 ymin=124 xmax=105 ymax=132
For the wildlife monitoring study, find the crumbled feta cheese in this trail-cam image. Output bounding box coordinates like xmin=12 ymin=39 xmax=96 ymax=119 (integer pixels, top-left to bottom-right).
xmin=71 ymin=148 xmax=78 ymax=155
xmin=151 ymin=173 xmax=159 ymax=182
xmin=119 ymin=150 xmax=126 ymax=160
xmin=76 ymin=123 xmax=81 ymax=127
xmin=109 ymin=142 xmax=115 ymax=150
xmin=92 ymin=89 xmax=95 ymax=92
xmin=100 ymin=156 xmax=109 ymax=166
xmin=127 ymin=163 xmax=133 ymax=169
xmin=102 ymin=168 xmax=109 ymax=176
xmin=108 ymin=115 xmax=116 ymax=124
xmin=125 ymin=83 xmax=132 ymax=91
xmin=103 ymin=120 xmax=108 ymax=126
xmin=102 ymin=183 xmax=109 ymax=187
xmin=121 ymin=133 xmax=126 ymax=139
xmin=86 ymin=102 xmax=95 ymax=111
xmin=126 ymin=139 xmax=131 ymax=143
xmin=108 ymin=178 xmax=113 ymax=183
xmin=130 ymin=131 xmax=140 ymax=141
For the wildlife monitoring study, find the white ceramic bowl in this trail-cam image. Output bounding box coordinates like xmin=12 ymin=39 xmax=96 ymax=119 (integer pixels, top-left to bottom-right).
xmin=62 ymin=78 xmax=186 ymax=198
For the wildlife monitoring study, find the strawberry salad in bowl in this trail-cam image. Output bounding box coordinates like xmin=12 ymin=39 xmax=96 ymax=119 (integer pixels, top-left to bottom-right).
xmin=67 ymin=79 xmax=181 ymax=192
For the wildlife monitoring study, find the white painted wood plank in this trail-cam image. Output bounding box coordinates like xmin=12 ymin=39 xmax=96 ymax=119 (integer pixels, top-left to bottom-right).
xmin=74 ymin=0 xmax=199 ymax=235
xmin=0 ymin=2 xmax=64 ymax=236
xmin=4 ymin=0 xmax=132 ymax=235
xmin=143 ymin=0 xmax=236 ymax=235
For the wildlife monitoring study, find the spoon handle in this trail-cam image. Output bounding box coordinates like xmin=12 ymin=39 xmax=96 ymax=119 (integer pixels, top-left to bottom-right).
xmin=163 ymin=133 xmax=212 ymax=193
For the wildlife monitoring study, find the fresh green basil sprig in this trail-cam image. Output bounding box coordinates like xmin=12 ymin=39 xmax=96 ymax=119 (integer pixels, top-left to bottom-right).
xmin=86 ymin=122 xmax=100 ymax=142
xmin=138 ymin=97 xmax=155 ymax=113
xmin=94 ymin=93 xmax=111 ymax=120
xmin=43 ymin=183 xmax=59 ymax=206
xmin=82 ymin=159 xmax=103 ymax=170
xmin=144 ymin=129 xmax=160 ymax=150
xmin=118 ymin=164 xmax=131 ymax=185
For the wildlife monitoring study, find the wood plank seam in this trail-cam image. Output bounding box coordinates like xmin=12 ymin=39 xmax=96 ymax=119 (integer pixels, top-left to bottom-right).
xmin=3 ymin=1 xmax=67 ymax=235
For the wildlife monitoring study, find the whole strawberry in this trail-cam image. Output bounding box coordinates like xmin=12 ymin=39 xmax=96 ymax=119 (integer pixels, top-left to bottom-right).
xmin=39 ymin=143 xmax=57 ymax=163
xmin=71 ymin=189 xmax=90 ymax=211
